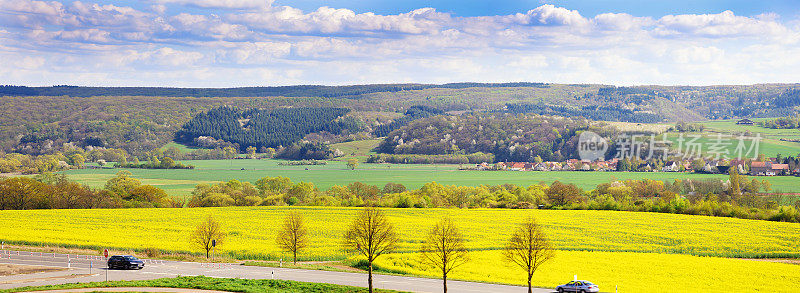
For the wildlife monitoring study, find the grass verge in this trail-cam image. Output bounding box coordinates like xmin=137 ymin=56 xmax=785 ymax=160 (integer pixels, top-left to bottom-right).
xmin=0 ymin=276 xmax=404 ymax=293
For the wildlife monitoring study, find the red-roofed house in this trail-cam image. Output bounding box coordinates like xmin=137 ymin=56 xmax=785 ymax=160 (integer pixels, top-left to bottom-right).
xmin=750 ymin=161 xmax=789 ymax=176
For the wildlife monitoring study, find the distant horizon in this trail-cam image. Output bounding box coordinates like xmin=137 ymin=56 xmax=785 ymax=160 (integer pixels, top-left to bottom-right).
xmin=3 ymin=82 xmax=800 ymax=89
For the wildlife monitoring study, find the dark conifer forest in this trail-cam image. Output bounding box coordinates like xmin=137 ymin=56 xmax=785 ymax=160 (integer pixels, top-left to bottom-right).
xmin=175 ymin=107 xmax=359 ymax=151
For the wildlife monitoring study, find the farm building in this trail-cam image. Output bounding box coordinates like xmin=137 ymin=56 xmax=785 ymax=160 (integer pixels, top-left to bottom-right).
xmin=750 ymin=161 xmax=789 ymax=176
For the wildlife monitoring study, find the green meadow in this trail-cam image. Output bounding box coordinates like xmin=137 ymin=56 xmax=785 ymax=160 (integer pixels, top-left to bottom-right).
xmin=61 ymin=159 xmax=800 ymax=197
xmin=655 ymin=119 xmax=800 ymax=158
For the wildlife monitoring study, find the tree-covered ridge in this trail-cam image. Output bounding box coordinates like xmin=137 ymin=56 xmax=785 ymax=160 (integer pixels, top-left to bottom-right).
xmin=175 ymin=107 xmax=360 ymax=151
xmin=0 ymin=83 xmax=547 ymax=98
xmin=4 ymin=83 xmax=800 ymax=159
xmin=371 ymin=105 xmax=444 ymax=137
xmin=504 ymin=103 xmax=663 ymax=123
xmin=378 ymin=114 xmax=594 ymax=162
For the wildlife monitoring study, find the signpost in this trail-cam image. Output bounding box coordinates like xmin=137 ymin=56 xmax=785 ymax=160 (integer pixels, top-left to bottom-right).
xmin=104 ymin=249 xmax=109 ymax=282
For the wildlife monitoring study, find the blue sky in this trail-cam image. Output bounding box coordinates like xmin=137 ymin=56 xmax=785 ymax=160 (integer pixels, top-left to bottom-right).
xmin=1 ymin=0 xmax=799 ymax=86
xmin=275 ymin=0 xmax=800 ymax=18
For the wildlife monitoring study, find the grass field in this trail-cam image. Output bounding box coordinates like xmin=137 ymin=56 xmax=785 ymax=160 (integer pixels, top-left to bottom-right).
xmin=3 ymin=276 xmax=398 ymax=293
xmin=329 ymin=139 xmax=382 ymax=162
xmin=698 ymin=119 xmax=800 ymax=140
xmin=60 ymin=159 xmax=800 ymax=197
xmin=159 ymin=142 xmax=207 ymax=154
xmin=669 ymin=119 xmax=800 ymax=158
xmin=664 ymin=133 xmax=800 ymax=159
xmin=0 ymin=207 xmax=798 ymax=292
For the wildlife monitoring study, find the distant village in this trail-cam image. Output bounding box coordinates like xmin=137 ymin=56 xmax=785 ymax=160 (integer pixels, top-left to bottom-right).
xmin=474 ymin=157 xmax=796 ymax=176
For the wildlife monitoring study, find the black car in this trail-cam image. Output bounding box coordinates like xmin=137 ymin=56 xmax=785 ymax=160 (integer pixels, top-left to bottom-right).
xmin=107 ymin=255 xmax=144 ymax=270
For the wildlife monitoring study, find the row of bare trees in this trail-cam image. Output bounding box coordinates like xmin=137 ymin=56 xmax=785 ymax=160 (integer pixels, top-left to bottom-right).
xmin=191 ymin=208 xmax=554 ymax=293
xmin=340 ymin=208 xmax=553 ymax=293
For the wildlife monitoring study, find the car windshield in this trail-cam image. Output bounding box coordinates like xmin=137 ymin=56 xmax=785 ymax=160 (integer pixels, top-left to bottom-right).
xmin=584 ymin=282 xmax=594 ymax=285
xmin=124 ymin=256 xmax=138 ymax=260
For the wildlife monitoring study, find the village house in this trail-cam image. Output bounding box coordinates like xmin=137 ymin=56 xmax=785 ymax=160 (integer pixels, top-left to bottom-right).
xmin=475 ymin=162 xmax=491 ymax=170
xmin=736 ymin=118 xmax=754 ymax=125
xmin=662 ymin=161 xmax=679 ymax=172
xmin=507 ymin=162 xmax=533 ymax=171
xmin=750 ymin=161 xmax=789 ymax=176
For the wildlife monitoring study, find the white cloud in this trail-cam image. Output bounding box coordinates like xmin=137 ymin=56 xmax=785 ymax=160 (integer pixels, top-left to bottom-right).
xmin=655 ymin=10 xmax=787 ymax=38
xmin=593 ymin=13 xmax=652 ymax=31
xmin=156 ymin=0 xmax=273 ymax=9
xmin=1 ymin=1 xmax=800 ymax=86
xmin=226 ymin=6 xmax=449 ymax=35
xmin=150 ymin=4 xmax=167 ymax=15
xmin=671 ymin=46 xmax=724 ymax=64
xmin=505 ymin=5 xmax=589 ymax=27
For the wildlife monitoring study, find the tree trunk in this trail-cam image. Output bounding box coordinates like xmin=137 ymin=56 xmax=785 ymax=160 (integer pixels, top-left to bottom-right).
xmin=527 ymin=275 xmax=532 ymax=293
xmin=443 ymin=273 xmax=448 ymax=293
xmin=368 ymin=262 xmax=374 ymax=293
xmin=293 ymin=250 xmax=297 ymax=265
xmin=206 ymin=248 xmax=210 ymax=259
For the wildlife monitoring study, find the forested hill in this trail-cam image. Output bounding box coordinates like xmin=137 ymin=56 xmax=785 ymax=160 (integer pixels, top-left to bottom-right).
xmin=504 ymin=103 xmax=663 ymax=123
xmin=378 ymin=114 xmax=600 ymax=162
xmin=0 ymin=83 xmax=547 ymax=98
xmin=175 ymin=107 xmax=361 ymax=151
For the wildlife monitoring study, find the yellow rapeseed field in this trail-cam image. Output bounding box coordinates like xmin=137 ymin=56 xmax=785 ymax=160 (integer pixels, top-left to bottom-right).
xmin=2 ymin=207 xmax=798 ymax=291
xmin=375 ymin=250 xmax=800 ymax=292
xmin=0 ymin=207 xmax=797 ymax=259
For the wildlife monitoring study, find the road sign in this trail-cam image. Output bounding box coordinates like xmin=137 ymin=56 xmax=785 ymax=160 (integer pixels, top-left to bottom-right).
xmin=212 ymin=239 xmax=216 ymax=247
xmin=104 ymin=249 xmax=108 ymax=258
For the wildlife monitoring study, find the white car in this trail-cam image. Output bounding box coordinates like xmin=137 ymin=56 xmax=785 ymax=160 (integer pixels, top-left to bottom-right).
xmin=555 ymin=280 xmax=599 ymax=293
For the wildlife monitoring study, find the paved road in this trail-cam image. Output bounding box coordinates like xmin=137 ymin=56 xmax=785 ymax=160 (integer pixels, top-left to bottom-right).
xmin=0 ymin=250 xmax=554 ymax=293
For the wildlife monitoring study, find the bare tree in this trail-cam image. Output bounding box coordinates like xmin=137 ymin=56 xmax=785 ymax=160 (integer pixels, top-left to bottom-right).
xmin=420 ymin=218 xmax=469 ymax=293
xmin=343 ymin=207 xmax=400 ymax=293
xmin=276 ymin=211 xmax=309 ymax=265
xmin=503 ymin=218 xmax=555 ymax=293
xmin=191 ymin=215 xmax=226 ymax=258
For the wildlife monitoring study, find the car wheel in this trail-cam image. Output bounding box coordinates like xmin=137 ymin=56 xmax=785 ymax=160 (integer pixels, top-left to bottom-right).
xmin=557 ymin=289 xmax=563 ymax=293
xmin=580 ymin=290 xmax=586 ymax=293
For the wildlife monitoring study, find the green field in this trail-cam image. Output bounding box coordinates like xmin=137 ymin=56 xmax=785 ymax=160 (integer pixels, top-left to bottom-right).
xmin=664 ymin=133 xmax=800 ymax=159
xmin=3 ymin=276 xmax=397 ymax=293
xmin=329 ymin=139 xmax=382 ymax=161
xmin=654 ymin=119 xmax=800 ymax=158
xmin=1 ymin=207 xmax=798 ymax=292
xmin=699 ymin=119 xmax=800 ymax=140
xmin=159 ymin=142 xmax=205 ymax=154
xmin=60 ymin=159 xmax=800 ymax=196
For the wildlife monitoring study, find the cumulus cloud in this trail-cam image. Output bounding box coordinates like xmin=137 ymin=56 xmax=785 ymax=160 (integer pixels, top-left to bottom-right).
xmin=593 ymin=13 xmax=653 ymax=31
xmin=156 ymin=0 xmax=273 ymax=9
xmin=1 ymin=0 xmax=799 ymax=86
xmin=504 ymin=5 xmax=589 ymax=27
xmin=226 ymin=6 xmax=449 ymax=35
xmin=655 ymin=10 xmax=787 ymax=37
